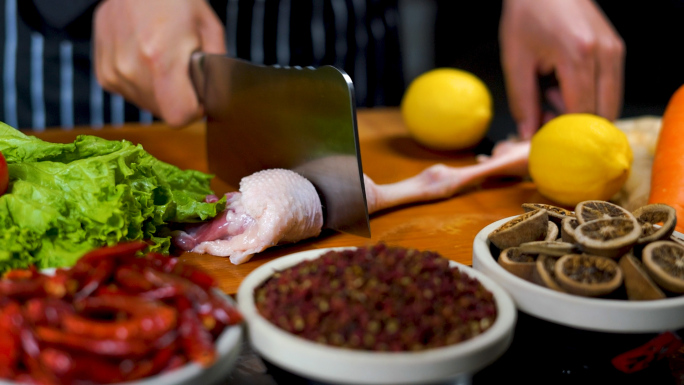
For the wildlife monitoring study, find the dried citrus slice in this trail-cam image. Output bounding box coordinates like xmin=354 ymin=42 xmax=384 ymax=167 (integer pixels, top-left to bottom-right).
xmin=488 ymin=209 xmax=549 ymax=250
xmin=574 ymin=217 xmax=641 ymax=259
xmin=545 ymin=221 xmax=559 ymax=241
xmin=532 ymin=255 xmax=564 ymax=292
xmin=561 ymin=217 xmax=579 ymax=244
xmin=632 ymin=203 xmax=677 ymax=245
xmin=619 ymin=254 xmax=666 ymax=300
xmin=642 ymin=241 xmax=684 ymax=293
xmin=518 ymin=241 xmax=579 ymax=257
xmin=522 ymin=203 xmax=574 ymax=226
xmin=575 ymin=200 xmax=635 ymax=225
xmin=554 ymin=254 xmax=623 ymax=297
xmin=498 ymin=247 xmax=536 ymax=282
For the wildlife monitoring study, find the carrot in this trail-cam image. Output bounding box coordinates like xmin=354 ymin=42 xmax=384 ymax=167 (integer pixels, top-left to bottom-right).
xmin=649 ymin=84 xmax=684 ymax=233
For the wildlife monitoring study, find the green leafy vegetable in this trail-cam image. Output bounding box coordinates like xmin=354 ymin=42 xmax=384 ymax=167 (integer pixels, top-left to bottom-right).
xmin=0 ymin=123 xmax=225 ymax=272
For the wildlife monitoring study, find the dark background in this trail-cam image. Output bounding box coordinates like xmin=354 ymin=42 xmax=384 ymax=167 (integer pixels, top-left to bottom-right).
xmin=433 ymin=0 xmax=684 ymax=143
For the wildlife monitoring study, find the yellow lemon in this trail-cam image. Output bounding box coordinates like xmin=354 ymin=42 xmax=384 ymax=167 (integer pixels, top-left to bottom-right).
xmin=529 ymin=113 xmax=633 ymax=207
xmin=401 ymin=68 xmax=492 ymax=150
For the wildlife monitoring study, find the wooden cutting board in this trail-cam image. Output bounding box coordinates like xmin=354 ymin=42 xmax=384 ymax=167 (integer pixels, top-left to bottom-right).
xmin=28 ymin=109 xmax=654 ymax=294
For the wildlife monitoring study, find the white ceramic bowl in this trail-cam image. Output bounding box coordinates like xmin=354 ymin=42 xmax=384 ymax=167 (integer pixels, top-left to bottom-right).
xmin=0 ymin=291 xmax=243 ymax=385
xmin=472 ymin=215 xmax=684 ymax=333
xmin=237 ymin=247 xmax=516 ymax=385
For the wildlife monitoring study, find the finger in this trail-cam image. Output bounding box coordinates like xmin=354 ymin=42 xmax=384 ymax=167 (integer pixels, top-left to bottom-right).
xmin=93 ymin=6 xmax=161 ymax=117
xmin=555 ymin=39 xmax=597 ymax=115
xmin=198 ymin=6 xmax=227 ymax=55
xmin=586 ymin=2 xmax=625 ymax=121
xmin=152 ymin=43 xmax=203 ymax=127
xmin=544 ymin=87 xmax=566 ymax=114
xmin=595 ymin=36 xmax=625 ymax=121
xmin=501 ymin=51 xmax=540 ymax=140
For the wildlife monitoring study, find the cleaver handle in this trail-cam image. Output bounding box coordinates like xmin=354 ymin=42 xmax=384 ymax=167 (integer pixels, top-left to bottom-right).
xmin=189 ymin=52 xmax=206 ymax=105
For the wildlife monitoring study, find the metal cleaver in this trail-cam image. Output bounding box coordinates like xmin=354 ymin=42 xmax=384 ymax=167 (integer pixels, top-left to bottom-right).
xmin=189 ymin=53 xmax=370 ymax=237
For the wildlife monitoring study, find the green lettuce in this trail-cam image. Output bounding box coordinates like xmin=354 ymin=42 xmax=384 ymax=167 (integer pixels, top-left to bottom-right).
xmin=0 ymin=123 xmax=225 ymax=272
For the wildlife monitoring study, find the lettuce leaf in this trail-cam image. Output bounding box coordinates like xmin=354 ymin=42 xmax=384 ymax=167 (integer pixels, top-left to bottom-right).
xmin=0 ymin=123 xmax=225 ymax=272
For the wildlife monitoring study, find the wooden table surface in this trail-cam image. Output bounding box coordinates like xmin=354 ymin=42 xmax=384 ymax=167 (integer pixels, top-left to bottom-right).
xmin=30 ymin=108 xmax=551 ymax=294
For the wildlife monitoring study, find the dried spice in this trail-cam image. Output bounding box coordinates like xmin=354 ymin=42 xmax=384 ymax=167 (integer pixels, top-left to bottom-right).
xmin=496 ymin=200 xmax=684 ymax=299
xmin=254 ymin=243 xmax=497 ymax=352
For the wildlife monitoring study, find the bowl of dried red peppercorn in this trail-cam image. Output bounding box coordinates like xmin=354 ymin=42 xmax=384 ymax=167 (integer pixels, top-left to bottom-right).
xmin=236 ymin=243 xmax=516 ymax=384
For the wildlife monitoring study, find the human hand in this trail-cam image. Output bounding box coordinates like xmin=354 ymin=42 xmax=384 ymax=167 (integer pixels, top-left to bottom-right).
xmin=499 ymin=0 xmax=625 ymax=139
xmin=93 ymin=0 xmax=226 ymax=127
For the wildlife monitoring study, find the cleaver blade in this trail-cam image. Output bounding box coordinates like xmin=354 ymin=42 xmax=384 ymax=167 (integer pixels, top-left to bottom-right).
xmin=190 ymin=53 xmax=370 ymax=238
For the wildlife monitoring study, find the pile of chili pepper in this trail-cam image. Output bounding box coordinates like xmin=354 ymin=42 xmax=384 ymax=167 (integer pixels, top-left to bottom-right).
xmin=0 ymin=242 xmax=242 ymax=384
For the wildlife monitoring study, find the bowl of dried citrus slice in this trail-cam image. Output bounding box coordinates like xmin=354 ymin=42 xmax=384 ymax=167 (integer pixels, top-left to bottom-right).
xmin=472 ymin=200 xmax=684 ymax=383
xmin=473 ymin=200 xmax=684 ymax=333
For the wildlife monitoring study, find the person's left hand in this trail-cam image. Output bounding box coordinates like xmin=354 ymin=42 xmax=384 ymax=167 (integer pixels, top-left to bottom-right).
xmin=499 ymin=0 xmax=625 ymax=139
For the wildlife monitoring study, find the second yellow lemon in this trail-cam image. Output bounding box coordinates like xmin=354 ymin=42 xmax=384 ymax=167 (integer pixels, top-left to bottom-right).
xmin=529 ymin=113 xmax=633 ymax=207
xmin=401 ymin=68 xmax=492 ymax=151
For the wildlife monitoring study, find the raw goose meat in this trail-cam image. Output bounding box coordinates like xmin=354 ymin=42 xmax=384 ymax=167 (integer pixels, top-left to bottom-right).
xmin=175 ymin=140 xmax=531 ymax=264
xmin=174 ymin=169 xmax=324 ymax=264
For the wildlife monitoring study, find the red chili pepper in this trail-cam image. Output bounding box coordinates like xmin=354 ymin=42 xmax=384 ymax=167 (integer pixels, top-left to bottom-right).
xmin=145 ymin=252 xmax=179 ymax=273
xmin=24 ymin=299 xmax=74 ymax=328
xmin=2 ymin=266 xmax=39 ymax=280
xmin=15 ymin=314 xmax=60 ymax=385
xmin=612 ymin=331 xmax=684 ymax=373
xmin=139 ymin=285 xmax=181 ymax=300
xmin=78 ymin=241 xmax=148 ymax=266
xmin=64 ymin=353 xmax=127 ymax=384
xmin=171 ymin=262 xmax=217 ymax=291
xmin=0 ymin=276 xmax=47 ymax=300
xmin=176 ymin=296 xmax=216 ymax=367
xmin=163 ymin=354 xmax=188 ymax=372
xmin=37 ymin=348 xmax=72 ymax=381
xmin=0 ymin=301 xmax=22 ymax=378
xmin=117 ymin=252 xmax=177 ymax=274
xmin=35 ymin=326 xmax=153 ymax=358
xmin=124 ymin=336 xmax=178 ymax=381
xmin=93 ymin=284 xmax=125 ymax=297
xmin=64 ymin=295 xmax=177 ymax=341
xmin=114 ymin=266 xmax=154 ymax=292
xmin=143 ymin=267 xmax=209 ymax=305
xmin=208 ymin=291 xmax=243 ymax=326
xmin=73 ymin=259 xmax=116 ymax=301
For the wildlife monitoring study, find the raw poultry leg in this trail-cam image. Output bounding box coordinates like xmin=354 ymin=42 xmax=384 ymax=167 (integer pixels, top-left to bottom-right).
xmin=364 ymin=140 xmax=530 ymax=213
xmin=173 ymin=169 xmax=323 ymax=264
xmin=176 ymin=139 xmax=530 ymax=264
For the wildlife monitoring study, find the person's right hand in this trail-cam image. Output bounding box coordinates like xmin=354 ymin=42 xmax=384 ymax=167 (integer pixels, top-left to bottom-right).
xmin=93 ymin=0 xmax=226 ymax=127
xmin=499 ymin=0 xmax=625 ymax=139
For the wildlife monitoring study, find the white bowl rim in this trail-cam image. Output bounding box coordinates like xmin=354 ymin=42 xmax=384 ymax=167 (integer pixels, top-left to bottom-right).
xmin=237 ymin=247 xmax=516 ymax=385
xmin=472 ymin=215 xmax=684 ymax=333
